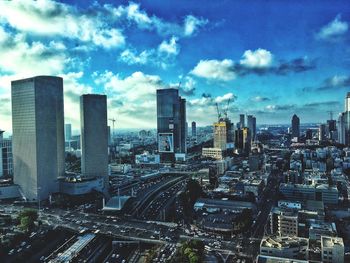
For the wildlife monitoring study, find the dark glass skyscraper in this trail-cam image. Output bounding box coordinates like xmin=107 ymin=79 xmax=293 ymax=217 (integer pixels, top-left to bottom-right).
xmin=156 ymin=89 xmax=186 ymax=161
xmin=247 ymin=115 xmax=256 ymax=142
xmin=191 ymin=121 xmax=197 ymax=137
xmin=291 ymin=114 xmax=300 ymax=140
xmin=239 ymin=114 xmax=245 ymax=129
xmin=80 ymin=94 xmax=108 ymax=179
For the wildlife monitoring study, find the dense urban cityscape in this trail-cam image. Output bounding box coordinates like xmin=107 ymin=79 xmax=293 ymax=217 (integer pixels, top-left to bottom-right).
xmin=0 ymin=1 xmax=350 ymax=263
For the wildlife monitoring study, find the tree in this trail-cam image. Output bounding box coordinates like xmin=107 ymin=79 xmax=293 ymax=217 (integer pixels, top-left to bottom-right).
xmin=17 ymin=208 xmax=38 ymax=232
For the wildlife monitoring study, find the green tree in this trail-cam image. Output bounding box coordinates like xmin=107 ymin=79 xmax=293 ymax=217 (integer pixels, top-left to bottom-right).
xmin=17 ymin=208 xmax=38 ymax=232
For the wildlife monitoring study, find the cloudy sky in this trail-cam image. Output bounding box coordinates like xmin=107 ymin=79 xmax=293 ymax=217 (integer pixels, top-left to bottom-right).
xmin=0 ymin=0 xmax=349 ymax=134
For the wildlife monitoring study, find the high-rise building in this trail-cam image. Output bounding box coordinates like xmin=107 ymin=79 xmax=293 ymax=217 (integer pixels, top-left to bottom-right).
xmin=156 ymin=89 xmax=186 ymax=161
xmin=338 ymin=93 xmax=350 ymax=146
xmin=305 ymin=129 xmax=313 ymax=140
xmin=11 ymin=76 xmax=64 ymax=200
xmin=80 ymin=94 xmax=108 ymax=179
xmin=191 ymin=121 xmax=197 ymax=138
xmin=239 ymin=114 xmax=245 ymax=129
xmin=65 ymin=123 xmax=72 ymax=142
xmin=1 ymin=136 xmax=13 ymax=177
xmin=345 ymin=92 xmax=350 ymax=112
xmin=214 ymin=121 xmax=227 ymax=150
xmin=291 ymin=114 xmax=300 ymax=140
xmin=319 ymin=124 xmax=327 ymax=141
xmin=0 ymin=131 xmax=3 ymax=177
xmin=247 ymin=115 xmax=256 ymax=141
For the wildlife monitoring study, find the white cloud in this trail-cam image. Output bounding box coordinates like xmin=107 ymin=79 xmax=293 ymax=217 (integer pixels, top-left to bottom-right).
xmin=317 ymin=15 xmax=349 ymax=41
xmin=251 ymin=96 xmax=270 ymax=102
xmin=119 ymin=37 xmax=180 ymax=68
xmin=119 ymin=49 xmax=152 ymax=65
xmin=59 ymin=72 xmax=93 ymax=126
xmin=93 ymin=71 xmax=165 ymax=128
xmin=215 ymin=93 xmax=235 ymax=103
xmin=158 ymin=36 xmax=179 ymax=55
xmin=0 ymin=26 xmax=68 ymax=76
xmin=0 ymin=0 xmax=125 ymax=49
xmin=190 ymin=59 xmax=236 ymax=81
xmin=107 ymin=2 xmax=208 ymax=38
xmin=184 ymin=15 xmax=208 ymax=36
xmin=240 ymin=48 xmax=273 ymax=68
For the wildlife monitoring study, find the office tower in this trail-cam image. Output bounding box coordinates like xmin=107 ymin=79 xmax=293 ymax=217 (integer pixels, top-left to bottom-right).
xmin=80 ymin=94 xmax=108 ymax=179
xmin=327 ymin=119 xmax=336 ymax=140
xmin=345 ymin=92 xmax=350 ymax=112
xmin=291 ymin=114 xmax=300 ymax=140
xmin=247 ymin=115 xmax=257 ymax=142
xmin=191 ymin=121 xmax=197 ymax=137
xmin=180 ymin=98 xmax=187 ymax=152
xmin=1 ymin=136 xmax=13 ymax=177
xmin=0 ymin=131 xmax=3 ymax=177
xmin=156 ymin=89 xmax=186 ymax=161
xmin=338 ymin=113 xmax=346 ymax=144
xmin=214 ymin=121 xmax=227 ymax=150
xmin=12 ymin=76 xmax=64 ymax=200
xmin=239 ymin=114 xmax=245 ymax=129
xmin=65 ymin=123 xmax=72 ymax=142
xmin=338 ymin=93 xmax=350 ymax=145
xmin=235 ymin=127 xmax=251 ymax=153
xmin=319 ymin=124 xmax=327 ymax=141
xmin=305 ymin=129 xmax=313 ymax=140
xmin=107 ymin=126 xmax=111 ymax=146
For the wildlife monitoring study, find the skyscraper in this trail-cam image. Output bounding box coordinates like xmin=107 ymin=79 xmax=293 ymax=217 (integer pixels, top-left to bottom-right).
xmin=291 ymin=114 xmax=300 ymax=140
xmin=156 ymin=89 xmax=186 ymax=161
xmin=239 ymin=114 xmax=245 ymax=129
xmin=0 ymin=131 xmax=3 ymax=177
xmin=319 ymin=124 xmax=326 ymax=141
xmin=214 ymin=121 xmax=227 ymax=150
xmin=11 ymin=76 xmax=64 ymax=200
xmin=338 ymin=93 xmax=350 ymax=145
xmin=80 ymin=94 xmax=108 ymax=179
xmin=65 ymin=123 xmax=72 ymax=142
xmin=191 ymin=121 xmax=197 ymax=138
xmin=247 ymin=115 xmax=257 ymax=142
xmin=1 ymin=136 xmax=13 ymax=177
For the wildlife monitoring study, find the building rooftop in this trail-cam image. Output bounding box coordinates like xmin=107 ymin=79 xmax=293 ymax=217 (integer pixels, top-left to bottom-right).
xmin=321 ymin=236 xmax=344 ymax=248
xmin=261 ymin=236 xmax=308 ymax=249
xmin=256 ymin=255 xmax=308 ymax=263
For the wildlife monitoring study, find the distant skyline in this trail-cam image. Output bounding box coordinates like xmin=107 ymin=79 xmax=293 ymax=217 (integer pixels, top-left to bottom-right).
xmin=0 ymin=0 xmax=349 ymax=134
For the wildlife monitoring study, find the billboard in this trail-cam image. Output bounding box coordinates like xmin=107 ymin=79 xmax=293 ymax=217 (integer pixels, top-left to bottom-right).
xmin=158 ymin=133 xmax=174 ymax=153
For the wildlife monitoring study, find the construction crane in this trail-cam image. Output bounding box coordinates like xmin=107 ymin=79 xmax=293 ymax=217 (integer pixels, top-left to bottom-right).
xmin=215 ymin=103 xmax=222 ymax=121
xmin=327 ymin=111 xmax=333 ymax=120
xmin=108 ymin=118 xmax=116 ymax=139
xmin=223 ymin=98 xmax=231 ymax=119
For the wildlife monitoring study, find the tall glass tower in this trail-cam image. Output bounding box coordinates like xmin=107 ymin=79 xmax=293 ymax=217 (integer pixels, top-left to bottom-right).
xmin=11 ymin=76 xmax=64 ymax=201
xmin=80 ymin=94 xmax=108 ymax=179
xmin=156 ymin=89 xmax=186 ymax=161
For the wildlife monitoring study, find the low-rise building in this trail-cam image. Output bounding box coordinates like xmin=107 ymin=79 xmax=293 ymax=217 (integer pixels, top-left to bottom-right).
xmin=321 ymin=236 xmax=344 ymax=263
xmin=202 ymin=147 xmax=223 ymax=160
xmin=279 ymin=183 xmax=338 ymax=205
xmin=270 ymin=207 xmax=299 ymax=237
xmin=260 ymin=236 xmax=309 ymax=260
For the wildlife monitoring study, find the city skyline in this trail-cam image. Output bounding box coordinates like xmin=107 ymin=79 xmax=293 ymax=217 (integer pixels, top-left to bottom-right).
xmin=0 ymin=0 xmax=349 ymax=133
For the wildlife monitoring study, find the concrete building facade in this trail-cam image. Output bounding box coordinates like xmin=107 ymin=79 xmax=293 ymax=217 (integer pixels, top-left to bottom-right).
xmin=11 ymin=76 xmax=64 ymax=200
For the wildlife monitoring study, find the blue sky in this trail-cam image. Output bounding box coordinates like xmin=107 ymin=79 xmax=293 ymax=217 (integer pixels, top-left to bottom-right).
xmin=0 ymin=0 xmax=349 ymax=132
